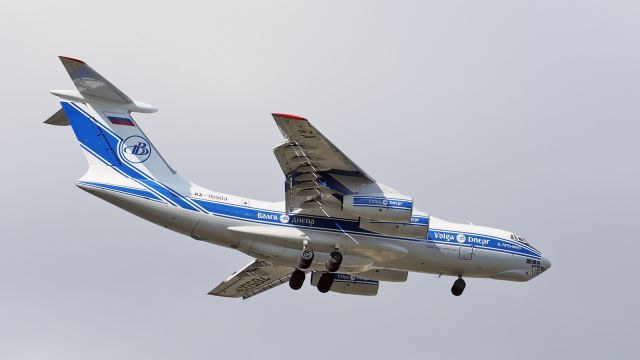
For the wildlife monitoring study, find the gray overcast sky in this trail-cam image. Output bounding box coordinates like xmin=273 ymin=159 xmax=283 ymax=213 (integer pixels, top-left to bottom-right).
xmin=1 ymin=1 xmax=639 ymax=359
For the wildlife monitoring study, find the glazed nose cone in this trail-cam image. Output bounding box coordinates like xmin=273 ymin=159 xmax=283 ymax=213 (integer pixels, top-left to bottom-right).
xmin=541 ymin=256 xmax=551 ymax=271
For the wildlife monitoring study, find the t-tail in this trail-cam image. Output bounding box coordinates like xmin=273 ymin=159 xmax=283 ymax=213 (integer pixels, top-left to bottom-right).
xmin=46 ymin=56 xmax=206 ymax=220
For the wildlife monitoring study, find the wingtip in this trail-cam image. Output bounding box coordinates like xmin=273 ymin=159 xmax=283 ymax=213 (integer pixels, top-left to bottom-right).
xmin=59 ymin=55 xmax=86 ymax=64
xmin=272 ymin=113 xmax=307 ymax=121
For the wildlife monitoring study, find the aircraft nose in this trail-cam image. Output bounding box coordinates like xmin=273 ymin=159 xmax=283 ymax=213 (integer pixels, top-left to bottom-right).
xmin=541 ymin=256 xmax=551 ymax=271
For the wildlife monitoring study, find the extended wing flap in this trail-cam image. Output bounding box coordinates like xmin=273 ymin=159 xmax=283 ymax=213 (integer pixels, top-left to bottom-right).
xmin=208 ymin=259 xmax=295 ymax=300
xmin=272 ymin=113 xmax=375 ymax=217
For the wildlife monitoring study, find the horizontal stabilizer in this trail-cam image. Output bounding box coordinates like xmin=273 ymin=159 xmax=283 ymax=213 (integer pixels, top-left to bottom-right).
xmin=54 ymin=56 xmax=157 ymax=113
xmin=59 ymin=56 xmax=131 ymax=103
xmin=44 ymin=108 xmax=70 ymax=126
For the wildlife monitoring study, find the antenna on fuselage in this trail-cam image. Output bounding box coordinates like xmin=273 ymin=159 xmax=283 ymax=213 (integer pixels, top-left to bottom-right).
xmin=335 ymin=222 xmax=359 ymax=245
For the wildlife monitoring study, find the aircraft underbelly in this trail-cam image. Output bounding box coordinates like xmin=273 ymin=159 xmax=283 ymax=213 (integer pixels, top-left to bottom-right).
xmin=79 ymin=185 xmax=199 ymax=236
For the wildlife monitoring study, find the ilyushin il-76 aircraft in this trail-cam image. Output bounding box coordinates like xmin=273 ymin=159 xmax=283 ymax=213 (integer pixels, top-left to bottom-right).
xmin=46 ymin=57 xmax=550 ymax=299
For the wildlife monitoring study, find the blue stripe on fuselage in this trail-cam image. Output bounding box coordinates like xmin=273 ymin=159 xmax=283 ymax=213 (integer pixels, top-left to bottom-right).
xmin=61 ymin=102 xmax=540 ymax=259
xmin=190 ymin=199 xmax=540 ymax=257
xmin=77 ymin=181 xmax=164 ymax=202
xmin=428 ymin=230 xmax=539 ymax=258
xmin=76 ymin=178 xmax=540 ymax=258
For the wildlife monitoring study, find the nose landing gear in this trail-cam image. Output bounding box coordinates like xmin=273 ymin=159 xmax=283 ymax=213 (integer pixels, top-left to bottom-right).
xmin=451 ymin=276 xmax=466 ymax=296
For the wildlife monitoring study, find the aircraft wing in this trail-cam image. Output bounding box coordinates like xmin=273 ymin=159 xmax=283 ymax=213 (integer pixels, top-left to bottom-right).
xmin=208 ymin=259 xmax=297 ymax=300
xmin=272 ymin=113 xmax=375 ymax=217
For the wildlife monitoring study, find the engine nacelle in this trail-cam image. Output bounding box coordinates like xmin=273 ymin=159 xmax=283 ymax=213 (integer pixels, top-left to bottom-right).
xmin=311 ymin=272 xmax=379 ymax=296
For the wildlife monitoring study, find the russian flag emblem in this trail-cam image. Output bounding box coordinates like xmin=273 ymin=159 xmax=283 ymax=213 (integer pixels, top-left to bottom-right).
xmin=107 ymin=115 xmax=135 ymax=126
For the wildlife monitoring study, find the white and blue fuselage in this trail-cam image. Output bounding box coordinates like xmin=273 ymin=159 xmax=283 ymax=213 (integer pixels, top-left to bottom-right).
xmin=48 ymin=56 xmax=550 ymax=298
xmin=75 ymin=175 xmax=549 ymax=282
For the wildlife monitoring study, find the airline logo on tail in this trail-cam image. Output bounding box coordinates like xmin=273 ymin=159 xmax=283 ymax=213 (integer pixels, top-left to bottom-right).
xmin=119 ymin=136 xmax=151 ymax=163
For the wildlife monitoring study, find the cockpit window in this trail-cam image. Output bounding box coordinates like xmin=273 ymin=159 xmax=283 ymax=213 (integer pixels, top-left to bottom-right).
xmin=511 ymin=233 xmax=529 ymax=245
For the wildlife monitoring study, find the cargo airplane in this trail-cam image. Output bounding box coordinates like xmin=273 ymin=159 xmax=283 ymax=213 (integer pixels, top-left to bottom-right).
xmin=46 ymin=57 xmax=550 ymax=299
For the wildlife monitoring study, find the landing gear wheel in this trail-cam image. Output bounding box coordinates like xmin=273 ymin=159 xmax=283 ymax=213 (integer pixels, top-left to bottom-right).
xmin=298 ymin=249 xmax=314 ymax=269
xmin=326 ymin=251 xmax=343 ymax=272
xmin=451 ymin=277 xmax=466 ymax=296
xmin=289 ymin=269 xmax=306 ymax=290
xmin=317 ymin=272 xmax=334 ymax=293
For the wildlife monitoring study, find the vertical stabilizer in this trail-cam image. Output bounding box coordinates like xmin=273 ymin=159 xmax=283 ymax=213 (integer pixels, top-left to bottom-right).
xmin=49 ymin=57 xmax=187 ymax=188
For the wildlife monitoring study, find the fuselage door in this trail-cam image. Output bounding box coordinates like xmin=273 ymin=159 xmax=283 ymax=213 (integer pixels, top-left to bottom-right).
xmin=458 ymin=245 xmax=473 ymax=260
xmin=456 ymin=233 xmax=473 ymax=260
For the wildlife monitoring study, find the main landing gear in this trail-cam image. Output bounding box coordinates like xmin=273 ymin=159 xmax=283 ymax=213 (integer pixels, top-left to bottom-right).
xmin=298 ymin=249 xmax=314 ymax=269
xmin=326 ymin=251 xmax=343 ymax=272
xmin=289 ymin=269 xmax=306 ymax=290
xmin=316 ymin=272 xmax=334 ymax=293
xmin=317 ymin=248 xmax=342 ymax=293
xmin=289 ymin=247 xmax=343 ymax=293
xmin=316 ymin=249 xmax=342 ymax=293
xmin=289 ymin=248 xmax=314 ymax=290
xmin=451 ymin=276 xmax=466 ymax=296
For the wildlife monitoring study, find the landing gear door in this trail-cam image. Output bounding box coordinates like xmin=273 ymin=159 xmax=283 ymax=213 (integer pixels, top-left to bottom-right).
xmin=458 ymin=245 xmax=473 ymax=260
xmin=456 ymin=234 xmax=473 ymax=260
